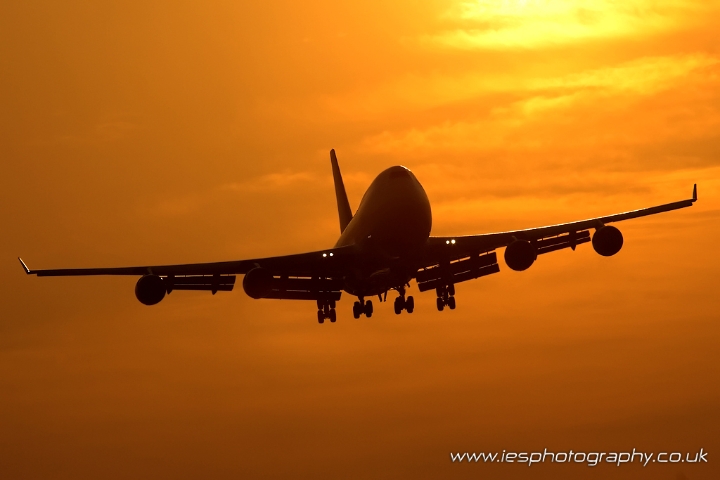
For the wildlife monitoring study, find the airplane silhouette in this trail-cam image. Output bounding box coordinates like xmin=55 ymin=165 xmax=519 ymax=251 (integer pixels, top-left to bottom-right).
xmin=19 ymin=150 xmax=697 ymax=323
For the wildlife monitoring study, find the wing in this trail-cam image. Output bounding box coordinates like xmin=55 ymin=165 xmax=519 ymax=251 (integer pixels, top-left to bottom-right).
xmin=19 ymin=245 xmax=357 ymax=277
xmin=19 ymin=245 xmax=359 ymax=303
xmin=416 ymin=185 xmax=697 ymax=290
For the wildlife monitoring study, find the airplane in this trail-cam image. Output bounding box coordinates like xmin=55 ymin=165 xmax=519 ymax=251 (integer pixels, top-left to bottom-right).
xmin=19 ymin=150 xmax=697 ymax=324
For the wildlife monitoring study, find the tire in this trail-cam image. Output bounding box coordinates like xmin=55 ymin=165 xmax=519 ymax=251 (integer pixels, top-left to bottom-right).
xmin=406 ymin=296 xmax=414 ymax=313
xmin=365 ymin=300 xmax=373 ymax=317
xmin=352 ymin=302 xmax=361 ymax=319
xmin=317 ymin=310 xmax=325 ymax=323
xmin=436 ymin=297 xmax=444 ymax=311
xmin=329 ymin=309 xmax=336 ymax=323
xmin=394 ymin=297 xmax=403 ymax=315
xmin=447 ymin=296 xmax=456 ymax=310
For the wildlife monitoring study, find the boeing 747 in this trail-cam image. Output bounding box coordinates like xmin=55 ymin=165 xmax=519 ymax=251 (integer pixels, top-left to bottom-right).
xmin=19 ymin=150 xmax=697 ymax=323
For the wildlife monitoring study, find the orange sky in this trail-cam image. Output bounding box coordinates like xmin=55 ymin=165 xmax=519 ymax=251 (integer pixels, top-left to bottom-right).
xmin=1 ymin=1 xmax=719 ymax=479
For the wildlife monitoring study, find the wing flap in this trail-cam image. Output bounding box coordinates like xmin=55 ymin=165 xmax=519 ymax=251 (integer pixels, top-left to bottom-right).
xmin=416 ymin=251 xmax=500 ymax=292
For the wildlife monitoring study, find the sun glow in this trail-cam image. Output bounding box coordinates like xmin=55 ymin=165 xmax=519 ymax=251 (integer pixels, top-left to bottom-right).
xmin=428 ymin=0 xmax=693 ymax=49
xmin=2 ymin=1 xmax=719 ymax=478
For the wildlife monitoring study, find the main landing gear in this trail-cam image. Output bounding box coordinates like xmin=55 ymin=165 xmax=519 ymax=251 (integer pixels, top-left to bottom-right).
xmin=352 ymin=297 xmax=373 ymax=319
xmin=393 ymin=286 xmax=414 ymax=315
xmin=436 ymin=284 xmax=456 ymax=311
xmin=317 ymin=300 xmax=337 ymax=324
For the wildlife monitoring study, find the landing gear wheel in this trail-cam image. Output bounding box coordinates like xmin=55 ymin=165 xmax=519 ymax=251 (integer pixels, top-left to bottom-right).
xmin=436 ymin=297 xmax=444 ymax=311
xmin=406 ymin=296 xmax=414 ymax=313
xmin=317 ymin=310 xmax=325 ymax=323
xmin=329 ymin=309 xmax=337 ymax=323
xmin=364 ymin=300 xmax=373 ymax=317
xmin=352 ymin=301 xmax=361 ymax=319
xmin=447 ymin=296 xmax=456 ymax=310
xmin=393 ymin=296 xmax=404 ymax=315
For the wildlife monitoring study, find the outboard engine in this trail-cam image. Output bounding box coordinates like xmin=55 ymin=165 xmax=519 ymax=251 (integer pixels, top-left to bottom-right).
xmin=592 ymin=226 xmax=623 ymax=256
xmin=504 ymin=240 xmax=537 ymax=271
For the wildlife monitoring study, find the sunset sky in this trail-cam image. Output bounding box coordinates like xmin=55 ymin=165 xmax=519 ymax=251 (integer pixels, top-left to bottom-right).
xmin=1 ymin=1 xmax=719 ymax=478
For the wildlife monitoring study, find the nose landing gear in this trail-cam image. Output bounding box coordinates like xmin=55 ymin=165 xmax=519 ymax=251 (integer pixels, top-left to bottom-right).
xmin=393 ymin=295 xmax=415 ymax=314
xmin=436 ymin=284 xmax=456 ymax=311
xmin=392 ymin=285 xmax=415 ymax=315
xmin=317 ymin=300 xmax=337 ymax=324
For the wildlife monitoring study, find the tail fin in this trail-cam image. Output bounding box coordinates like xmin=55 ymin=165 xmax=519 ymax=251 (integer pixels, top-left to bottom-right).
xmin=330 ymin=149 xmax=353 ymax=233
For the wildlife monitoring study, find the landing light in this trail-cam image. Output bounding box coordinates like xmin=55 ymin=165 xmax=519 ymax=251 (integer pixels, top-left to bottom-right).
xmin=323 ymin=253 xmax=327 ymax=257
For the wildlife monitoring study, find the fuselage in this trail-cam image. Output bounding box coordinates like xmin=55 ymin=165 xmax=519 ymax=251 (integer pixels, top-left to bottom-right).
xmin=335 ymin=166 xmax=432 ymax=296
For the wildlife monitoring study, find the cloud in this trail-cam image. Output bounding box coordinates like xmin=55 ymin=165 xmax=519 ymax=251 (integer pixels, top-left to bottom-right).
xmin=317 ymin=53 xmax=717 ymax=126
xmin=424 ymin=0 xmax=706 ymax=50
xmin=145 ymin=171 xmax=320 ymax=219
xmin=536 ymin=53 xmax=719 ymax=95
xmin=359 ymin=54 xmax=720 ymax=156
xmin=222 ymin=171 xmax=318 ymax=192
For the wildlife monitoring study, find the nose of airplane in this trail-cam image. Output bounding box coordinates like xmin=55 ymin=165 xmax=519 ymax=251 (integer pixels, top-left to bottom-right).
xmin=386 ymin=165 xmax=412 ymax=179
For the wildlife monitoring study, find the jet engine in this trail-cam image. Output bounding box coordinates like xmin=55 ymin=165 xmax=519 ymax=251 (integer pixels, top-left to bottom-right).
xmin=592 ymin=225 xmax=623 ymax=256
xmin=243 ymin=267 xmax=274 ymax=299
xmin=135 ymin=275 xmax=167 ymax=305
xmin=504 ymin=240 xmax=537 ymax=271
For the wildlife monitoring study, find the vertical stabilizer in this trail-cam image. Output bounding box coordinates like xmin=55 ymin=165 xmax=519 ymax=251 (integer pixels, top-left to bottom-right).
xmin=330 ymin=149 xmax=353 ymax=233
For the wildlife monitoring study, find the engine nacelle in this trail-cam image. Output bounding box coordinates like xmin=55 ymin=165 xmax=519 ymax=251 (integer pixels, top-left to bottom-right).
xmin=243 ymin=267 xmax=274 ymax=299
xmin=504 ymin=240 xmax=537 ymax=271
xmin=135 ymin=275 xmax=166 ymax=305
xmin=592 ymin=225 xmax=623 ymax=256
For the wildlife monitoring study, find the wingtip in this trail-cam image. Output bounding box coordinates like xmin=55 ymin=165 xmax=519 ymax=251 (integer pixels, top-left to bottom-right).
xmin=18 ymin=257 xmax=31 ymax=274
xmin=692 ymin=183 xmax=697 ymax=202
